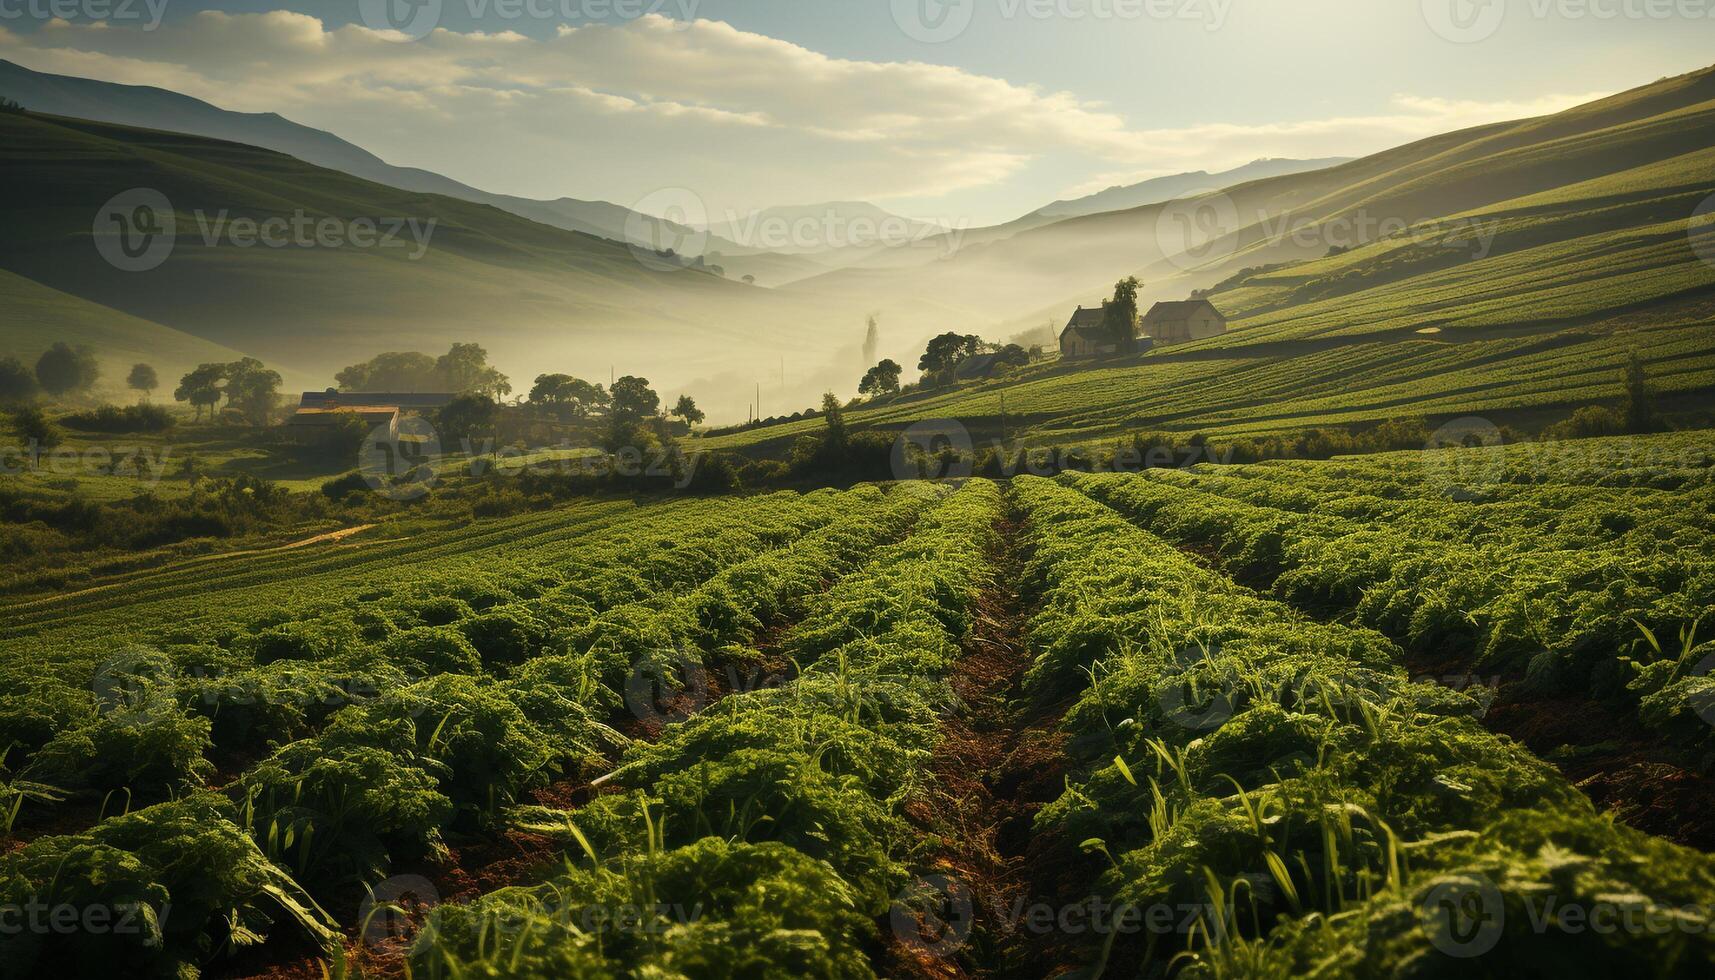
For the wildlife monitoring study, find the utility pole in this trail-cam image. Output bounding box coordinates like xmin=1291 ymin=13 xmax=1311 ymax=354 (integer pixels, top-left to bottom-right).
xmin=756 ymin=381 xmax=762 ymax=420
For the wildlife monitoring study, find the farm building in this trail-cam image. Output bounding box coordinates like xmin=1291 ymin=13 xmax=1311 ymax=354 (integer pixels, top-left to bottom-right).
xmin=285 ymin=405 xmax=401 ymax=443
xmin=297 ymin=389 xmax=457 ymax=411
xmin=1140 ymin=299 xmax=1227 ymax=344
xmin=1059 ymin=306 xmax=1121 ymax=359
xmin=1059 ymin=305 xmax=1152 ymax=360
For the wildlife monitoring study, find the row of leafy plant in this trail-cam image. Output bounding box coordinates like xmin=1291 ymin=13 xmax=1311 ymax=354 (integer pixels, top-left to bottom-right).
xmin=407 ymin=479 xmax=1005 ymax=977
xmin=0 ymin=487 xmax=930 ymax=975
xmin=1061 ymin=448 xmax=1715 ymax=765
xmin=1011 ymin=474 xmax=1715 ymax=975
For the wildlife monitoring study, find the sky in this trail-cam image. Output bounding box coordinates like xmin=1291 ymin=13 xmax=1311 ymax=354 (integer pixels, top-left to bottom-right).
xmin=1 ymin=0 xmax=1711 ymax=225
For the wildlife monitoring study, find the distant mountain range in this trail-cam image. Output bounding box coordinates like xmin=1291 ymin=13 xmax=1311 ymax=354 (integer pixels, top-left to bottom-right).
xmin=0 ymin=59 xmax=839 ymax=284
xmin=1033 ymin=158 xmax=1353 ymax=219
xmin=0 ymin=60 xmax=1351 ymax=289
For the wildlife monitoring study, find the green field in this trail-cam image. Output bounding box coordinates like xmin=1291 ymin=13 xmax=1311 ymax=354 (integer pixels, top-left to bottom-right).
xmin=700 ymin=66 xmax=1715 ymax=454
xmin=2 ymin=431 xmax=1715 ymax=976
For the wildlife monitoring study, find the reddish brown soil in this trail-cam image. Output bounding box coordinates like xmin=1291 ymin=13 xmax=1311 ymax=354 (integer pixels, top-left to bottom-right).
xmin=883 ymin=508 xmax=1085 ymax=980
xmin=1483 ymin=689 xmax=1715 ymax=851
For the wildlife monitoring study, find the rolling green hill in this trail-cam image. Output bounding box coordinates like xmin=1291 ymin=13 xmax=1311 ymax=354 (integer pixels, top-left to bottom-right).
xmin=705 ymin=65 xmax=1715 ymax=452
xmin=0 ymin=267 xmax=253 ymax=394
xmin=0 ymin=111 xmax=828 ymax=414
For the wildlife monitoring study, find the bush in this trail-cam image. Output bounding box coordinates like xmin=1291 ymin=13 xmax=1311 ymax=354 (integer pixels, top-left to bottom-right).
xmin=9 ymin=406 xmax=60 ymax=449
xmin=1544 ymin=404 xmax=1625 ymax=441
xmin=60 ymin=403 xmax=175 ymax=434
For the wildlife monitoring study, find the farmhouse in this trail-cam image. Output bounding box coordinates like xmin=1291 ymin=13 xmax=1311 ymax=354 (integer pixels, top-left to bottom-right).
xmin=297 ymin=389 xmax=457 ymax=412
xmin=1059 ymin=306 xmax=1120 ymax=359
xmin=1059 ymin=305 xmax=1153 ymax=360
xmin=284 ymin=389 xmax=454 ymax=443
xmin=1140 ymin=299 xmax=1227 ymax=345
xmin=285 ymin=405 xmax=400 ymax=442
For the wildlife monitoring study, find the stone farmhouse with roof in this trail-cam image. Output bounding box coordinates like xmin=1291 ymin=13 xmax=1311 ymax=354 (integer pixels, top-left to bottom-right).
xmin=1059 ymin=304 xmax=1155 ymax=360
xmin=285 ymin=389 xmax=457 ymax=443
xmin=1140 ymin=299 xmax=1227 ymax=345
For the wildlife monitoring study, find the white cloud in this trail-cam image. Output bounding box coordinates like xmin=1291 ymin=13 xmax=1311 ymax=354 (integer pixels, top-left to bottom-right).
xmin=0 ymin=12 xmax=1158 ymax=216
xmin=0 ymin=13 xmax=1610 ymax=220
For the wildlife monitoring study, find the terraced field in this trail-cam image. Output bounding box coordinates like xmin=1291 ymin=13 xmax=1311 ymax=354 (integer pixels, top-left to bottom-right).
xmin=4 ymin=431 xmax=1715 ymax=977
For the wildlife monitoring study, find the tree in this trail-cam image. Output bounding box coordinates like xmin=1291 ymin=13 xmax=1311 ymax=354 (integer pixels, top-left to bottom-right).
xmin=1102 ymin=276 xmax=1141 ymax=344
xmin=435 ymin=393 xmax=498 ymax=445
xmin=0 ymin=96 xmax=24 ymax=115
xmin=1622 ymin=351 xmax=1659 ymax=434
xmin=127 ymin=363 xmax=159 ymax=400
xmin=10 ymin=406 xmax=59 ymax=449
xmin=174 ymin=363 xmax=228 ymax=421
xmin=336 ymin=351 xmax=440 ymax=392
xmin=529 ymin=374 xmax=611 ymax=419
xmin=224 ymin=357 xmax=283 ymax=425
xmin=862 ymin=314 xmax=880 ymax=368
xmin=35 ymin=342 xmax=100 ymax=398
xmin=995 ymin=344 xmax=1030 ymax=369
xmin=0 ymin=357 xmax=38 ymax=405
xmin=819 ymin=392 xmax=849 ymax=452
xmin=671 ymin=395 xmax=705 ymax=426
xmin=918 ymin=333 xmax=983 ymax=380
xmin=436 ymin=343 xmax=511 ymax=399
xmin=609 ymin=376 xmax=660 ymax=424
xmin=858 ymin=359 xmax=902 ymax=396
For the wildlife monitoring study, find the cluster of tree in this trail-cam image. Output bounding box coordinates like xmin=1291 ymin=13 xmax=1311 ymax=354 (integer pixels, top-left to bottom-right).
xmin=529 ymin=373 xmax=702 ymax=428
xmin=911 ymin=334 xmax=1029 ymax=389
xmin=335 ymin=343 xmax=511 ymax=399
xmin=173 ymin=357 xmax=283 ymax=424
xmin=858 ymin=359 xmax=902 ymax=396
xmin=0 ymin=96 xmax=24 ymax=115
xmin=0 ymin=343 xmax=104 ymax=404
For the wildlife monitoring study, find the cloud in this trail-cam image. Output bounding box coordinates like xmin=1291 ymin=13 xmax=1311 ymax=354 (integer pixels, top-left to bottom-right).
xmin=0 ymin=12 xmax=1158 ymax=216
xmin=0 ymin=13 xmax=1610 ymax=220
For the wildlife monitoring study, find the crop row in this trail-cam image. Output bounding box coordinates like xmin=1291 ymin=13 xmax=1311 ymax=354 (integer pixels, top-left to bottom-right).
xmin=1063 ymin=462 xmax=1715 ymax=760
xmin=0 ymin=486 xmax=936 ymax=975
xmin=1009 ymin=475 xmax=1715 ymax=975
xmin=407 ymin=479 xmax=1005 ymax=977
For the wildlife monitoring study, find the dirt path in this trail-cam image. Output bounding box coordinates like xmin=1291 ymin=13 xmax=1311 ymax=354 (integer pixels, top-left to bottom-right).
xmin=886 ymin=501 xmax=1079 ymax=980
xmin=6 ymin=524 xmax=384 ymax=611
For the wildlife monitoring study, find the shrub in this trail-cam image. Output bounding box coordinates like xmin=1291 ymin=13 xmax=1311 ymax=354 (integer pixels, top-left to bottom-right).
xmin=59 ymin=403 xmax=175 ymax=434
